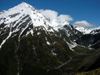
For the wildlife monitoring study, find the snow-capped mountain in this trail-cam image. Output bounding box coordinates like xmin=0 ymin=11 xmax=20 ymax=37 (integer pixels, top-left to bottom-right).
xmin=0 ymin=2 xmax=47 ymax=27
xmin=74 ymin=25 xmax=100 ymax=49
xmin=0 ymin=2 xmax=78 ymax=50
xmin=74 ymin=26 xmax=93 ymax=34
xmin=0 ymin=2 xmax=100 ymax=75
xmin=0 ymin=2 xmax=99 ymax=51
xmin=0 ymin=3 xmax=77 ymax=75
xmin=74 ymin=25 xmax=100 ymax=34
xmin=0 ymin=2 xmax=56 ymax=49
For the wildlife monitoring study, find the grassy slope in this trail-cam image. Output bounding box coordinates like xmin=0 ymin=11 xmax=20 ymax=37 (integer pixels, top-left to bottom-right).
xmin=76 ymin=68 xmax=100 ymax=75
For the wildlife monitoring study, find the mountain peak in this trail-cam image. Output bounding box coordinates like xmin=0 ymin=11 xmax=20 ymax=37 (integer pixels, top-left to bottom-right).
xmin=21 ymin=2 xmax=28 ymax=4
xmin=0 ymin=2 xmax=50 ymax=48
xmin=0 ymin=2 xmax=35 ymax=19
xmin=10 ymin=2 xmax=35 ymax=13
xmin=17 ymin=2 xmax=34 ymax=9
xmin=19 ymin=2 xmax=29 ymax=5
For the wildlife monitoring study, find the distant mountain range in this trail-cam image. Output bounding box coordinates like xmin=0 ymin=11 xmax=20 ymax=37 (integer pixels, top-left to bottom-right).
xmin=0 ymin=2 xmax=100 ymax=75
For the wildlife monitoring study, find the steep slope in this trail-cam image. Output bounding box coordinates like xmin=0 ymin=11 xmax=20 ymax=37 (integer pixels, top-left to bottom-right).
xmin=0 ymin=2 xmax=54 ymax=49
xmin=76 ymin=32 xmax=100 ymax=49
xmin=74 ymin=49 xmax=100 ymax=75
xmin=74 ymin=26 xmax=100 ymax=49
xmin=76 ymin=68 xmax=100 ymax=75
xmin=77 ymin=49 xmax=100 ymax=72
xmin=0 ymin=2 xmax=100 ymax=75
xmin=0 ymin=2 xmax=76 ymax=75
xmin=58 ymin=24 xmax=83 ymax=51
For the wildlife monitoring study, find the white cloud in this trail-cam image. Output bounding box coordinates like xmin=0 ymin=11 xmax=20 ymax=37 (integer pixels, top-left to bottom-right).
xmin=73 ymin=20 xmax=94 ymax=27
xmin=57 ymin=15 xmax=73 ymax=22
xmin=39 ymin=9 xmax=58 ymax=23
xmin=38 ymin=9 xmax=95 ymax=28
xmin=38 ymin=9 xmax=73 ymax=24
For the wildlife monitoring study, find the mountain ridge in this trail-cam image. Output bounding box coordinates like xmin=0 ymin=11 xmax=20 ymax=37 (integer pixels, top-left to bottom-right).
xmin=74 ymin=25 xmax=100 ymax=34
xmin=0 ymin=2 xmax=100 ymax=75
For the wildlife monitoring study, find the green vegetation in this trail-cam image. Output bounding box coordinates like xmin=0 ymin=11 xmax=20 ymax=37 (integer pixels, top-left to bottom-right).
xmin=0 ymin=24 xmax=99 ymax=75
xmin=76 ymin=68 xmax=100 ymax=75
xmin=0 ymin=26 xmax=76 ymax=75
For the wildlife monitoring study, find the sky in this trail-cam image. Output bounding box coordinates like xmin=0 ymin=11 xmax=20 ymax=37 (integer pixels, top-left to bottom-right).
xmin=0 ymin=0 xmax=100 ymax=28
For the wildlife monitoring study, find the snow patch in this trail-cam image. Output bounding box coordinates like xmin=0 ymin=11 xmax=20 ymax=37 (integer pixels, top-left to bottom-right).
xmin=47 ymin=41 xmax=50 ymax=45
xmin=51 ymin=48 xmax=57 ymax=56
xmin=0 ymin=24 xmax=12 ymax=49
xmin=64 ymin=39 xmax=77 ymax=51
xmin=18 ymin=21 xmax=31 ymax=41
xmin=37 ymin=32 xmax=41 ymax=35
xmin=0 ymin=19 xmax=4 ymax=25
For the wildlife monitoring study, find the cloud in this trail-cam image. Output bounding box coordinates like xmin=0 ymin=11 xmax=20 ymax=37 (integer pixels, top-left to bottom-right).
xmin=57 ymin=15 xmax=73 ymax=22
xmin=39 ymin=9 xmax=73 ymax=24
xmin=38 ymin=9 xmax=95 ymax=28
xmin=73 ymin=20 xmax=94 ymax=27
xmin=39 ymin=9 xmax=58 ymax=22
